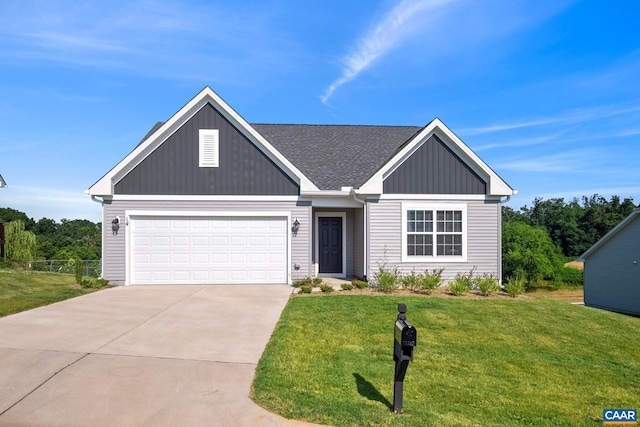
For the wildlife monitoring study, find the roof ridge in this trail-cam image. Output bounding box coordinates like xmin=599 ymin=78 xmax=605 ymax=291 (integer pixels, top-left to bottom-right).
xmin=251 ymin=123 xmax=422 ymax=128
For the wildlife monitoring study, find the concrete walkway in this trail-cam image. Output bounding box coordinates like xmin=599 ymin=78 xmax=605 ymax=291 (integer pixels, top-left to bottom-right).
xmin=0 ymin=285 xmax=322 ymax=427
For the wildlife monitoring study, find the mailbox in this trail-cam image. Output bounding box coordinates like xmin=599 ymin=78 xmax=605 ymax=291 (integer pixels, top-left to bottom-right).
xmin=393 ymin=303 xmax=416 ymax=414
xmin=394 ymin=319 xmax=416 ymax=362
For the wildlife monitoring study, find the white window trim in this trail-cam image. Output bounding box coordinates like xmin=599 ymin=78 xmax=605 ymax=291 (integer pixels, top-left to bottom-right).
xmin=401 ymin=203 xmax=467 ymax=263
xmin=199 ymin=129 xmax=219 ymax=167
xmin=314 ymin=212 xmax=347 ymax=278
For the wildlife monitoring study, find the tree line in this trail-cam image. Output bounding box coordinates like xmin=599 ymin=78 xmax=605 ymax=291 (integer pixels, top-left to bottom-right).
xmin=0 ymin=207 xmax=101 ymax=261
xmin=502 ymin=194 xmax=636 ymax=288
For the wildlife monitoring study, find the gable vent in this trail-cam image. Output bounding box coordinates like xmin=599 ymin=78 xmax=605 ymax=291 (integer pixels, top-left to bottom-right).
xmin=199 ymin=129 xmax=219 ymax=168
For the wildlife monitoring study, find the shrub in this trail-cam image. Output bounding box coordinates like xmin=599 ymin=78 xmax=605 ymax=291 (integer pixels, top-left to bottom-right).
xmin=299 ymin=285 xmax=312 ymax=294
xmin=417 ymin=268 xmax=444 ymax=294
xmin=503 ymin=274 xmax=526 ymax=297
xmin=401 ymin=271 xmax=421 ymax=290
xmin=80 ymin=277 xmax=109 ymax=289
xmin=320 ymin=284 xmax=334 ymax=293
xmin=556 ymin=266 xmax=583 ymax=285
xmin=352 ymin=280 xmax=368 ymax=289
xmin=340 ymin=283 xmax=354 ymax=291
xmin=475 ymin=273 xmax=500 ymax=296
xmin=374 ymin=265 xmax=400 ymax=293
xmin=74 ymin=259 xmax=84 ymax=284
xmin=292 ymin=277 xmax=313 ymax=288
xmin=449 ymin=270 xmax=474 ymax=296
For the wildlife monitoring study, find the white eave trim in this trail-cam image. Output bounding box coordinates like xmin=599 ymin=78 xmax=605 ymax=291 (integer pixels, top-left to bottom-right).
xmin=577 ymin=208 xmax=640 ymax=261
xmin=300 ymin=190 xmax=354 ymax=198
xmin=109 ymin=194 xmax=302 ymax=201
xmin=88 ymin=86 xmax=318 ymax=196
xmin=357 ymin=118 xmax=515 ymax=197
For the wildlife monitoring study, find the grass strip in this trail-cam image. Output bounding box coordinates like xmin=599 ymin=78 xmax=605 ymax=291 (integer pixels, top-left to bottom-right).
xmin=0 ymin=269 xmax=96 ymax=317
xmin=253 ymin=295 xmax=639 ymax=427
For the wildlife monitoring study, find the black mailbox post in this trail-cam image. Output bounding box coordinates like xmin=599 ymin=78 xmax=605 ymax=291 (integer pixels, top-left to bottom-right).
xmin=393 ymin=303 xmax=416 ymax=413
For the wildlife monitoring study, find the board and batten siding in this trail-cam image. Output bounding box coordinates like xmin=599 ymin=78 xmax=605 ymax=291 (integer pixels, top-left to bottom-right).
xmin=102 ymin=200 xmax=311 ymax=285
xmin=366 ymin=199 xmax=501 ymax=283
xmin=383 ymin=134 xmax=486 ymax=195
xmin=114 ymin=103 xmax=299 ymax=196
xmin=582 ymin=215 xmax=640 ymax=316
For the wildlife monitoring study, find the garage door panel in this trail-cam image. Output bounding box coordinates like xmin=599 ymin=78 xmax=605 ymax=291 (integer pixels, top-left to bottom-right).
xmin=153 ymin=236 xmax=170 ymax=246
xmin=192 ymin=253 xmax=209 ymax=263
xmin=173 ymin=236 xmax=190 ymax=247
xmin=130 ymin=216 xmax=287 ymax=285
xmin=192 ymin=236 xmax=209 ymax=246
xmin=153 ymin=254 xmax=170 ymax=264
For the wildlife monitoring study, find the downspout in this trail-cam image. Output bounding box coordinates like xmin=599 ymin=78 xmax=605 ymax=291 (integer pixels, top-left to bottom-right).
xmin=89 ymin=194 xmax=105 ymax=279
xmin=352 ymin=192 xmax=367 ymax=281
xmin=497 ymin=194 xmax=512 ymax=285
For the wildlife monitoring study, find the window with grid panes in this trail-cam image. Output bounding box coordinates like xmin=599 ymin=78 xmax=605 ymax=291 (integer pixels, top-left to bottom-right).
xmin=404 ymin=206 xmax=465 ymax=260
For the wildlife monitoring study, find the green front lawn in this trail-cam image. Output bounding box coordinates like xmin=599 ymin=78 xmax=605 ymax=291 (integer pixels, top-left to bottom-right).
xmin=0 ymin=268 xmax=97 ymax=317
xmin=252 ymin=295 xmax=640 ymax=427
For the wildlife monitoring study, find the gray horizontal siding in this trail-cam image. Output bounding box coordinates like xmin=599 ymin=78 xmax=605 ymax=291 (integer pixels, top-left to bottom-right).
xmin=367 ymin=199 xmax=500 ymax=284
xmin=102 ymin=200 xmax=311 ymax=285
xmin=583 ymin=216 xmax=640 ymax=316
xmin=115 ymin=104 xmax=299 ymax=196
xmin=383 ymin=135 xmax=486 ymax=195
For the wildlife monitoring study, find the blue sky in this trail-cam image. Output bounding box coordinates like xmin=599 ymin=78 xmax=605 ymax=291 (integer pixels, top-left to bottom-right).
xmin=1 ymin=0 xmax=639 ymax=223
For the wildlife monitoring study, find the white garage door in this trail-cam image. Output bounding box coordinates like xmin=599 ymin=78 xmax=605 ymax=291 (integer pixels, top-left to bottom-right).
xmin=129 ymin=215 xmax=288 ymax=285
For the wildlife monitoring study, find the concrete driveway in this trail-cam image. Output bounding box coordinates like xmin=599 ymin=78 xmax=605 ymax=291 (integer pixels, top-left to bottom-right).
xmin=0 ymin=285 xmax=319 ymax=427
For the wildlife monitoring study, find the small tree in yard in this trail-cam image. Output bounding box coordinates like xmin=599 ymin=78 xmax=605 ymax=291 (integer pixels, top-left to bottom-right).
xmin=74 ymin=259 xmax=84 ymax=284
xmin=5 ymin=220 xmax=36 ymax=264
xmin=502 ymin=221 xmax=563 ymax=290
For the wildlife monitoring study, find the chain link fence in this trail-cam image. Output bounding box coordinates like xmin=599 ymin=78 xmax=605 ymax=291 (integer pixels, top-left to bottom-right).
xmin=27 ymin=260 xmax=101 ymax=278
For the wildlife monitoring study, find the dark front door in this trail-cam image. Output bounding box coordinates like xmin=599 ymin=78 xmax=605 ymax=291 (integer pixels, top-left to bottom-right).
xmin=319 ymin=217 xmax=343 ymax=274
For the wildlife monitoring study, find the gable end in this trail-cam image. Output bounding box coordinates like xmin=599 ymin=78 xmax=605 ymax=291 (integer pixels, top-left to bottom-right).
xmin=114 ymin=104 xmax=299 ymax=196
xmin=383 ymin=134 xmax=486 ymax=194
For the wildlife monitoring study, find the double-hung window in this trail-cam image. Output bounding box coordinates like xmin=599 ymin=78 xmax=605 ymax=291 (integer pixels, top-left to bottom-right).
xmin=402 ymin=204 xmax=466 ymax=262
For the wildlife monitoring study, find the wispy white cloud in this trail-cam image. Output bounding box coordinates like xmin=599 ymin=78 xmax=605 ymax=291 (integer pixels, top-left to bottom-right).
xmin=21 ymin=30 xmax=128 ymax=52
xmin=495 ymin=149 xmax=604 ymax=173
xmin=474 ymin=131 xmax=568 ymax=151
xmin=460 ymin=105 xmax=640 ymax=136
xmin=0 ymin=1 xmax=301 ymax=83
xmin=0 ymin=186 xmax=101 ymax=222
xmin=320 ymin=0 xmax=455 ymax=104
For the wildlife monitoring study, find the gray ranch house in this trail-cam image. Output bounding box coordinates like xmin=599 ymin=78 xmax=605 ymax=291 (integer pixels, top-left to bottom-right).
xmin=88 ymin=87 xmax=516 ymax=286
xmin=578 ymin=207 xmax=640 ymax=316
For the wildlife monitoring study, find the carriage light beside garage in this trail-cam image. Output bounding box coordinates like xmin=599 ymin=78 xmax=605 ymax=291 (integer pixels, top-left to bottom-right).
xmin=292 ymin=218 xmax=300 ymax=233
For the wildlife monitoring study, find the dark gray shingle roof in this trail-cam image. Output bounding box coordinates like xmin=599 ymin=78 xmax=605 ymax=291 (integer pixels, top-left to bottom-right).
xmin=252 ymin=124 xmax=423 ymax=190
xmin=138 ymin=121 xmax=424 ymax=191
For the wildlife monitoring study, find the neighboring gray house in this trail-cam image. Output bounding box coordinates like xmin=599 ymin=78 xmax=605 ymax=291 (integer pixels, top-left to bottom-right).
xmin=578 ymin=208 xmax=640 ymax=316
xmin=88 ymin=87 xmax=515 ymax=286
